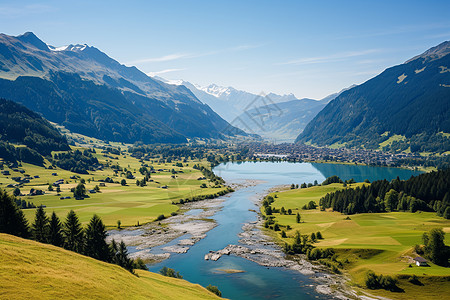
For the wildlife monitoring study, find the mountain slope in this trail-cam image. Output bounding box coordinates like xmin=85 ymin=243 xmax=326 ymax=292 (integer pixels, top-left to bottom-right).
xmin=0 ymin=32 xmax=244 ymax=143
xmin=0 ymin=233 xmax=218 ymax=300
xmin=0 ymin=98 xmax=69 ymax=155
xmin=296 ymin=41 xmax=450 ymax=152
xmin=159 ymin=78 xmax=297 ymax=123
xmin=232 ymin=86 xmax=354 ymax=142
xmin=234 ymin=98 xmax=325 ymax=142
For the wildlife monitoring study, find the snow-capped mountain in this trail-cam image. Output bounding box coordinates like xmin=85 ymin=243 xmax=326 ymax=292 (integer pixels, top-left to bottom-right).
xmin=0 ymin=32 xmax=247 ymax=143
xmin=153 ymin=77 xmax=300 ymax=123
xmin=153 ymin=75 xmax=356 ymax=142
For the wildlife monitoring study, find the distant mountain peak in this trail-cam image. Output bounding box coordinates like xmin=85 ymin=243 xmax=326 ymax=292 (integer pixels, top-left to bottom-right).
xmin=16 ymin=31 xmax=49 ymax=52
xmin=197 ymin=83 xmax=234 ymax=98
xmin=406 ymin=40 xmax=450 ymax=63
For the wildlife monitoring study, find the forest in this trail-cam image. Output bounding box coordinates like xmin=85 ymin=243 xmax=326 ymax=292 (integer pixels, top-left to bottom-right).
xmin=319 ymin=169 xmax=450 ymax=218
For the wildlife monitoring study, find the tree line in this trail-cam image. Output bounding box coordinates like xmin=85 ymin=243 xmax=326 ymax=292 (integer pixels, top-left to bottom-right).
xmin=51 ymin=149 xmax=101 ymax=174
xmin=0 ymin=189 xmax=144 ymax=273
xmin=319 ymin=169 xmax=450 ymax=218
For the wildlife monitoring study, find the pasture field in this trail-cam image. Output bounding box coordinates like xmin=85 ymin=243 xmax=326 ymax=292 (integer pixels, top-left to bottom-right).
xmin=265 ymin=184 xmax=450 ymax=299
xmin=0 ymin=146 xmax=225 ymax=228
xmin=0 ymin=233 xmax=219 ymax=300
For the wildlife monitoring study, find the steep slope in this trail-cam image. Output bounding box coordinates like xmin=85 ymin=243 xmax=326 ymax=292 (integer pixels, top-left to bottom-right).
xmin=0 ymin=32 xmax=244 ymax=143
xmin=296 ymin=41 xmax=450 ymax=153
xmin=0 ymin=98 xmax=69 ymax=155
xmin=0 ymin=233 xmax=218 ymax=300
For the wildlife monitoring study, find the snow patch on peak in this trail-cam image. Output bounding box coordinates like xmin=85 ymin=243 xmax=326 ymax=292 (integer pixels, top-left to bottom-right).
xmin=48 ymin=45 xmax=69 ymax=51
xmin=48 ymin=44 xmax=88 ymax=52
xmin=197 ymin=83 xmax=234 ymax=98
xmin=66 ymin=44 xmax=88 ymax=52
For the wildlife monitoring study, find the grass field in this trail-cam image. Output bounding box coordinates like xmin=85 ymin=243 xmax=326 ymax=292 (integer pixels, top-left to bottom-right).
xmin=0 ymin=146 xmax=226 ymax=228
xmin=264 ymin=184 xmax=450 ymax=299
xmin=0 ymin=233 xmax=219 ymax=300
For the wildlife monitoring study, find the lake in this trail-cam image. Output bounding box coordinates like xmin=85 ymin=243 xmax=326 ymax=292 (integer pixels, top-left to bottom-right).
xmin=147 ymin=162 xmax=422 ymax=299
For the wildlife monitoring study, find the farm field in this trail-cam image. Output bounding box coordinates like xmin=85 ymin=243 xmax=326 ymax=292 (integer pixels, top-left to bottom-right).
xmin=0 ymin=233 xmax=219 ymax=300
xmin=265 ymin=183 xmax=450 ymax=299
xmin=0 ymin=146 xmax=226 ymax=228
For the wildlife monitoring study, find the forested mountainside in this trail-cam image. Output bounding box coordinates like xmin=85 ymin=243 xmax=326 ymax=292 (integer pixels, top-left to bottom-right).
xmin=296 ymin=41 xmax=450 ymax=153
xmin=0 ymin=98 xmax=70 ymax=165
xmin=0 ymin=32 xmax=245 ymax=144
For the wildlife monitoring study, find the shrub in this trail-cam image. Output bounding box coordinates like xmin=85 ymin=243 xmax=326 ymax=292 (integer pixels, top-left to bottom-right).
xmin=133 ymin=258 xmax=148 ymax=270
xmin=206 ymin=285 xmax=222 ymax=297
xmin=365 ymin=271 xmax=399 ymax=291
xmin=159 ymin=266 xmax=182 ymax=279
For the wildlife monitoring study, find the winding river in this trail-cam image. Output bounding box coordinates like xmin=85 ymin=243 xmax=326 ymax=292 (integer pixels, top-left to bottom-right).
xmin=147 ymin=162 xmax=422 ymax=299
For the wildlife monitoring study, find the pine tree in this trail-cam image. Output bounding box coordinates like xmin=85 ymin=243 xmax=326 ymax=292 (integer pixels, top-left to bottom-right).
xmin=85 ymin=214 xmax=110 ymax=261
xmin=63 ymin=210 xmax=84 ymax=253
xmin=32 ymin=206 xmax=50 ymax=243
xmin=49 ymin=212 xmax=63 ymax=247
xmin=0 ymin=189 xmax=30 ymax=238
xmin=296 ymin=212 xmax=301 ymax=223
xmin=112 ymin=241 xmax=134 ymax=273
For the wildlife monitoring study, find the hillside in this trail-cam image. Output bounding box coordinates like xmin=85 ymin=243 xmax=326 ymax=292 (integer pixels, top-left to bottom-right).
xmin=0 ymin=32 xmax=245 ymax=143
xmin=296 ymin=41 xmax=450 ymax=153
xmin=0 ymin=233 xmax=218 ymax=300
xmin=0 ymin=98 xmax=69 ymax=155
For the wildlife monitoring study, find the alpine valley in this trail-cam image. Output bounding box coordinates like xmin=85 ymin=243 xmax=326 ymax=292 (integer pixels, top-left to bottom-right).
xmin=0 ymin=32 xmax=247 ymax=144
xmin=1 ymin=11 xmax=450 ymax=300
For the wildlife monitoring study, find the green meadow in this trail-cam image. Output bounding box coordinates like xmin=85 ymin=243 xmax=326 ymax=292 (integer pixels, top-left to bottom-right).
xmin=265 ymin=184 xmax=450 ymax=299
xmin=0 ymin=147 xmax=225 ymax=228
xmin=0 ymin=234 xmax=219 ymax=300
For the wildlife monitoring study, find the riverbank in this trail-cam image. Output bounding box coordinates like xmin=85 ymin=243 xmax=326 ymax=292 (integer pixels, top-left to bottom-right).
xmin=202 ymin=185 xmax=360 ymax=299
xmin=106 ymin=179 xmax=264 ymax=264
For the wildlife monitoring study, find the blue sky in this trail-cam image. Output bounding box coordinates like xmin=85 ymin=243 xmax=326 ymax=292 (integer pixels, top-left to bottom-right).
xmin=1 ymin=0 xmax=450 ymax=99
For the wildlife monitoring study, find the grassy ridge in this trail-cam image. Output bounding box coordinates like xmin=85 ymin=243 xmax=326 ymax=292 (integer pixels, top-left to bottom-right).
xmin=265 ymin=184 xmax=450 ymax=299
xmin=0 ymin=233 xmax=219 ymax=300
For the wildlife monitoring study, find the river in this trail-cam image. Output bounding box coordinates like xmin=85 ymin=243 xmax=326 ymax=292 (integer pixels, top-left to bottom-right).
xmin=146 ymin=162 xmax=422 ymax=299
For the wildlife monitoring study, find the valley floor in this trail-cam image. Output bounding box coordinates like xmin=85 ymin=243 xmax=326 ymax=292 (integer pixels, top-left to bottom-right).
xmin=262 ymin=184 xmax=450 ymax=299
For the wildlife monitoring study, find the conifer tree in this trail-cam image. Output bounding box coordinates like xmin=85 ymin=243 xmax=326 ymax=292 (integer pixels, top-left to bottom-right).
xmin=32 ymin=206 xmax=50 ymax=243
xmin=49 ymin=211 xmax=64 ymax=247
xmin=85 ymin=214 xmax=110 ymax=261
xmin=0 ymin=189 xmax=30 ymax=238
xmin=63 ymin=210 xmax=84 ymax=253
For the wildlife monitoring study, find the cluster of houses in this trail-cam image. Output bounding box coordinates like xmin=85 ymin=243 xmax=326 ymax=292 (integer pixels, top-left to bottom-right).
xmin=52 ymin=179 xmax=65 ymax=186
xmin=2 ymin=169 xmax=41 ymax=188
xmin=249 ymin=143 xmax=422 ymax=167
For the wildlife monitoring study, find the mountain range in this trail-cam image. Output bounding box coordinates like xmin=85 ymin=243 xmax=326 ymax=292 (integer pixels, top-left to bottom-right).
xmin=153 ymin=77 xmax=299 ymax=123
xmin=296 ymin=41 xmax=450 ymax=153
xmin=154 ymin=77 xmax=354 ymax=142
xmin=0 ymin=32 xmax=246 ymax=144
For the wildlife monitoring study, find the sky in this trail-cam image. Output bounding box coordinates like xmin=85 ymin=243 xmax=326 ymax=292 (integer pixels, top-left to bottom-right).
xmin=1 ymin=0 xmax=450 ymax=99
